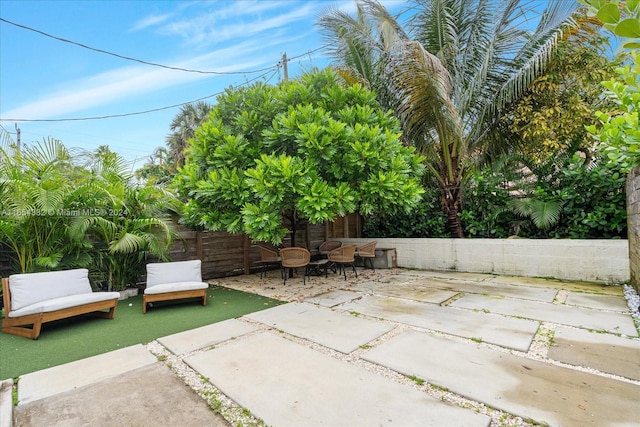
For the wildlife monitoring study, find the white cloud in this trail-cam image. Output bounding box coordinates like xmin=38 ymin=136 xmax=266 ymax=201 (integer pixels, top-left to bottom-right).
xmin=1 ymin=39 xmax=281 ymax=120
xmin=130 ymin=13 xmax=172 ymax=32
xmin=158 ymin=1 xmax=319 ymax=47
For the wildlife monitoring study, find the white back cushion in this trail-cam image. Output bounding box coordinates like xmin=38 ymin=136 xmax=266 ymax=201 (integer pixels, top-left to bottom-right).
xmin=9 ymin=269 xmax=92 ymax=311
xmin=146 ymin=260 xmax=203 ymax=288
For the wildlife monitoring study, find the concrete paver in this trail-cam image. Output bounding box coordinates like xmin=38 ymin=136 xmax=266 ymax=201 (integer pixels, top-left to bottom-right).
xmin=17 ymin=344 xmax=157 ymax=405
xmin=14 ymin=363 xmax=229 ymax=427
xmin=394 ymin=274 xmax=559 ymax=302
xmin=451 ymin=293 xmax=639 ymax=336
xmin=564 ymin=291 xmax=630 ymax=311
xmin=364 ymin=329 xmax=640 ymax=426
xmin=487 ymin=275 xmax=625 ymax=295
xmin=0 ymin=380 xmax=12 ymax=427
xmin=340 ymin=294 xmax=539 ymax=351
xmin=303 ymin=289 xmax=361 ymax=307
xmin=185 ymin=331 xmax=491 ymax=427
xmin=352 ymin=280 xmax=460 ymax=303
xmin=548 ymin=326 xmax=640 ymax=381
xmin=405 ymin=270 xmax=625 ymax=296
xmin=157 ymin=318 xmax=257 ymax=355
xmin=246 ymin=302 xmax=394 ymax=353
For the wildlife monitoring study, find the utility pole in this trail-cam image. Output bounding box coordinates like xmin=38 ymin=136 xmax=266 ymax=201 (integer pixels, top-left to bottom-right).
xmin=14 ymin=123 xmax=21 ymax=153
xmin=282 ymin=52 xmax=288 ymax=82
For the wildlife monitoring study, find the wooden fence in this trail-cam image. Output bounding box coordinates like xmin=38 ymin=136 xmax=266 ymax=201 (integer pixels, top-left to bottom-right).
xmin=0 ymin=213 xmax=363 ymax=281
xmin=171 ymin=213 xmax=362 ymax=280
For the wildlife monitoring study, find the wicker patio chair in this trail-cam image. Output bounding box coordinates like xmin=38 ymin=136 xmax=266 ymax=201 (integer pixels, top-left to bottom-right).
xmin=279 ymin=247 xmax=311 ymax=285
xmin=318 ymin=240 xmax=343 ymax=256
xmin=356 ymin=241 xmax=378 ymax=271
xmin=258 ymin=246 xmax=281 ymax=279
xmin=327 ymin=243 xmax=358 ymax=280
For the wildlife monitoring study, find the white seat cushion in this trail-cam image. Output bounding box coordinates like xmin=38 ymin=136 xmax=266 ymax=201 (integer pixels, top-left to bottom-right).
xmin=146 ymin=260 xmax=203 ymax=288
xmin=9 ymin=269 xmax=92 ymax=311
xmin=9 ymin=292 xmax=120 ymax=317
xmin=143 ymin=281 xmax=208 ymax=295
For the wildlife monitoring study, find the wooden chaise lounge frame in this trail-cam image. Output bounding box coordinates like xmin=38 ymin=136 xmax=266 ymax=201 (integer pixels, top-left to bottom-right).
xmin=143 ymin=287 xmax=208 ymax=314
xmin=1 ymin=277 xmax=118 ymax=340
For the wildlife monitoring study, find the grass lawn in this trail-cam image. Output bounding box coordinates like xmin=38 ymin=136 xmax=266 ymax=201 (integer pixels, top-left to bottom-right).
xmin=0 ymin=286 xmax=284 ymax=380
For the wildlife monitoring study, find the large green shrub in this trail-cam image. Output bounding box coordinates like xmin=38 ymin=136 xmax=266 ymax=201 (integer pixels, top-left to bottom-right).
xmin=176 ymin=69 xmax=425 ymax=246
xmin=463 ymin=158 xmax=627 ymax=239
xmin=460 ymin=169 xmax=524 ymax=238
xmin=550 ymin=162 xmax=627 ymax=238
xmin=367 ymin=157 xmax=627 ymax=239
xmin=363 ymin=182 xmax=448 ymax=238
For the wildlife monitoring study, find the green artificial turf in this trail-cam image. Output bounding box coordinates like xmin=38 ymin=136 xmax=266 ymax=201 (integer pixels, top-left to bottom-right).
xmin=0 ymin=286 xmax=284 ymax=380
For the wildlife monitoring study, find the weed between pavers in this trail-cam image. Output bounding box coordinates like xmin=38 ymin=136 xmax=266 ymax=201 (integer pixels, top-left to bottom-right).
xmin=407 ymin=374 xmax=425 ymax=386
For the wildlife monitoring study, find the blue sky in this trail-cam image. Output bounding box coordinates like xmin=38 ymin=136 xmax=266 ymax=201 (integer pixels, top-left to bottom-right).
xmin=0 ymin=0 xmax=409 ymax=167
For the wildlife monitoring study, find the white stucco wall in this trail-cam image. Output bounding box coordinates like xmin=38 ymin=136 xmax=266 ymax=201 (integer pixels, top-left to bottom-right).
xmin=343 ymin=238 xmax=629 ymax=284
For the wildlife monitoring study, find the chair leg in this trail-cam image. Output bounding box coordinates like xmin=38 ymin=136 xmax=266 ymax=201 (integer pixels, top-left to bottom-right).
xmin=352 ymin=262 xmax=358 ymax=278
xmin=367 ymin=257 xmax=375 ymax=271
xmin=329 ymin=262 xmax=337 ymax=274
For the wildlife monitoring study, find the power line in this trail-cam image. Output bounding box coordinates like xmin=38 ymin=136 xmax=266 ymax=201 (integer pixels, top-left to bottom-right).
xmin=0 ymin=45 xmax=326 ymax=123
xmin=287 ymin=46 xmax=326 ymax=61
xmin=0 ymin=17 xmax=277 ymax=75
xmin=0 ymin=67 xmax=281 ymax=123
xmin=0 ymin=123 xmax=16 ymax=135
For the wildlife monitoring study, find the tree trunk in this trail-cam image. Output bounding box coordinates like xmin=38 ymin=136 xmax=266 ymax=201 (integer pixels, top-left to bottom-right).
xmin=441 ymin=184 xmax=464 ymax=238
xmin=288 ymin=211 xmax=298 ymax=248
xmin=286 ymin=210 xmax=298 ymax=278
xmin=446 ymin=205 xmax=464 ymax=238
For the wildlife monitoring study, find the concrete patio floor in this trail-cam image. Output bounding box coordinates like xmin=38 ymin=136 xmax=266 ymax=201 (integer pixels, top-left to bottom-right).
xmin=3 ymin=268 xmax=639 ymax=426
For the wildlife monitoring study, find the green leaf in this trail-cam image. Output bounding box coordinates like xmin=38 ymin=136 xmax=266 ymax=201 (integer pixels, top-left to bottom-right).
xmin=588 ymin=0 xmax=608 ymax=8
xmin=626 ymin=0 xmax=640 ymax=11
xmin=596 ymin=3 xmax=620 ymax=23
xmin=614 ymin=18 xmax=640 ymax=37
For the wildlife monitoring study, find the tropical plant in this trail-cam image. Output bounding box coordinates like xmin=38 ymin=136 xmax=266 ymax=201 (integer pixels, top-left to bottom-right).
xmin=0 ymin=138 xmax=93 ymax=272
xmin=319 ymin=0 xmax=580 ymax=237
xmin=135 ymin=147 xmax=176 ymax=186
xmin=459 ymin=167 xmax=523 ymax=238
xmin=176 ymin=69 xmax=425 ymax=246
xmin=0 ymin=139 xmax=181 ymax=290
xmin=363 ymin=178 xmax=448 ymax=237
xmin=497 ymin=19 xmax=623 ymax=163
xmin=69 ymin=146 xmax=181 ymax=291
xmin=580 ymin=0 xmax=640 ymax=171
xmin=463 ymin=153 xmax=627 ymax=238
xmin=578 ymin=0 xmax=640 ymax=49
xmin=166 ymin=101 xmax=212 ymax=168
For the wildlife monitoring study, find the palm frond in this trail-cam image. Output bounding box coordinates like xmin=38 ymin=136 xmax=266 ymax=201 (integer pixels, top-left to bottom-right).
xmin=508 ymin=198 xmax=563 ymax=230
xmin=318 ymin=4 xmax=381 ymax=83
xmin=383 ymin=40 xmax=464 ymax=181
xmin=109 ymin=232 xmax=145 ymax=254
xmin=492 ymin=0 xmax=579 ymax=112
xmin=20 ymin=138 xmax=71 ymax=177
xmin=34 ymin=253 xmax=64 ymax=269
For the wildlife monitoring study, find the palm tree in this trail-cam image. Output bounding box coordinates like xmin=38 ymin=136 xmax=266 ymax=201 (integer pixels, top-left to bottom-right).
xmin=69 ymin=147 xmax=180 ymax=291
xmin=319 ymin=0 xmax=579 ymax=237
xmin=167 ymin=101 xmax=212 ymax=168
xmin=0 ymin=138 xmax=94 ymax=272
xmin=135 ymin=147 xmax=175 ymax=185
